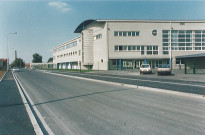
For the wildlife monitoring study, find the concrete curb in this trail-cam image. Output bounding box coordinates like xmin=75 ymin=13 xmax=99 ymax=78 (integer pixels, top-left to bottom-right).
xmin=42 ymin=70 xmax=204 ymax=99
xmin=12 ymin=71 xmax=54 ymax=135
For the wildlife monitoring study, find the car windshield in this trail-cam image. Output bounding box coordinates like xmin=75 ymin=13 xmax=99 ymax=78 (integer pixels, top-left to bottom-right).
xmin=141 ymin=65 xmax=150 ymax=68
xmin=158 ymin=65 xmax=170 ymax=68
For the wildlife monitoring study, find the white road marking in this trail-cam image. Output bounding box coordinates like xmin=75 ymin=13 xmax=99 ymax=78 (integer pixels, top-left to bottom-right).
xmin=42 ymin=71 xmax=204 ymax=99
xmin=12 ymin=72 xmax=54 ymax=135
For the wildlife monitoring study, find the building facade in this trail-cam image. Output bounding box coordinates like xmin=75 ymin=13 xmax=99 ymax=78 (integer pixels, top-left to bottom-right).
xmin=53 ymin=20 xmax=205 ymax=70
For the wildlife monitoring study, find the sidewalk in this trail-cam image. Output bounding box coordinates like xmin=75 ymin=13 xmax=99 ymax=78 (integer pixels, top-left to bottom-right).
xmin=0 ymin=71 xmax=35 ymax=135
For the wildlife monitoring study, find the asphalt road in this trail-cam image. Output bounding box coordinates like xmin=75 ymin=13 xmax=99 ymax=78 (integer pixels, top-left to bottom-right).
xmin=14 ymin=69 xmax=205 ymax=135
xmin=49 ymin=70 xmax=205 ymax=95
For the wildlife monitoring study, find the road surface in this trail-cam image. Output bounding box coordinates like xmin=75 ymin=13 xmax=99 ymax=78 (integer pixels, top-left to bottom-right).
xmin=14 ymin=69 xmax=205 ymax=135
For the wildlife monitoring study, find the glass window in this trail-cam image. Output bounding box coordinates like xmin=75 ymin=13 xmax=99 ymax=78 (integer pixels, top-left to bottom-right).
xmin=141 ymin=46 xmax=144 ymax=55
xmin=195 ymin=47 xmax=201 ymax=50
xmin=136 ymin=32 xmax=140 ymax=36
xmin=162 ymin=30 xmax=169 ymax=34
xmin=137 ymin=46 xmax=140 ymax=50
xmin=178 ymin=39 xmax=185 ymax=42
xmin=163 ymin=35 xmax=168 ymax=38
xmin=115 ymin=46 xmax=118 ymax=51
xmin=179 ymin=30 xmax=185 ymax=34
xmin=128 ymin=32 xmax=131 ymax=36
xmin=119 ymin=46 xmax=123 ymax=51
xmin=186 ymin=47 xmax=192 ymax=50
xmin=195 ymin=34 xmax=201 ymax=38
xmin=178 ymin=34 xmax=185 ymax=38
xmin=114 ymin=31 xmax=118 ymax=36
xmin=195 ymin=38 xmax=201 ymax=42
xmin=132 ymin=46 xmax=136 ymax=50
xmin=195 ymin=30 xmax=201 ymax=34
xmin=163 ymin=39 xmax=169 ymax=42
xmin=132 ymin=32 xmax=136 ymax=36
xmin=123 ymin=46 xmax=127 ymax=51
xmin=163 ymin=43 xmax=169 ymax=46
xmin=119 ymin=32 xmax=122 ymax=36
xmin=128 ymin=46 xmax=131 ymax=50
xmin=123 ymin=32 xmax=127 ymax=36
xmin=163 ymin=51 xmax=169 ymax=55
xmin=195 ymin=43 xmax=201 ymax=46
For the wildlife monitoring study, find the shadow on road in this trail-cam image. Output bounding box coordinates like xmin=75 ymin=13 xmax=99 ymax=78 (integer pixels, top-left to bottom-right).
xmin=34 ymin=87 xmax=135 ymax=106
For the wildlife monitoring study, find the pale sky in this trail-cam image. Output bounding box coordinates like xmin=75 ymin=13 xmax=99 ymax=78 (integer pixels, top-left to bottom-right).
xmin=1 ymin=0 xmax=205 ymax=63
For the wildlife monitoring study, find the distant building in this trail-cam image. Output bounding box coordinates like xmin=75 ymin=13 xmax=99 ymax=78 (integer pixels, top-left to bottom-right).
xmin=0 ymin=59 xmax=8 ymax=70
xmin=52 ymin=20 xmax=205 ymax=70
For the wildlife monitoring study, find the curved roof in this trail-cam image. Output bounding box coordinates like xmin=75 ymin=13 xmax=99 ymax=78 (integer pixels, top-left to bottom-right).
xmin=74 ymin=19 xmax=96 ymax=33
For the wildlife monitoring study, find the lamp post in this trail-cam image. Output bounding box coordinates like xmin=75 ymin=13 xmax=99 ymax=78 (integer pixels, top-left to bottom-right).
xmin=169 ymin=22 xmax=172 ymax=69
xmin=7 ymin=32 xmax=17 ymax=71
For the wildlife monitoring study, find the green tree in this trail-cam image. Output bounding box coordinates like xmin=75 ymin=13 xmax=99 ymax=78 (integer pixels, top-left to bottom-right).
xmin=47 ymin=57 xmax=53 ymax=63
xmin=11 ymin=58 xmax=25 ymax=68
xmin=32 ymin=53 xmax=42 ymax=63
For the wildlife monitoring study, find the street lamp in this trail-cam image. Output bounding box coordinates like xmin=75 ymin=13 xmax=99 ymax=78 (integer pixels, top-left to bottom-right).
xmin=7 ymin=32 xmax=17 ymax=71
xmin=169 ymin=22 xmax=172 ymax=69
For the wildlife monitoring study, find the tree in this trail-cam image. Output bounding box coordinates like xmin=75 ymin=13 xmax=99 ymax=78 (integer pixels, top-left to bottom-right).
xmin=47 ymin=57 xmax=53 ymax=63
xmin=11 ymin=58 xmax=25 ymax=68
xmin=32 ymin=53 xmax=42 ymax=63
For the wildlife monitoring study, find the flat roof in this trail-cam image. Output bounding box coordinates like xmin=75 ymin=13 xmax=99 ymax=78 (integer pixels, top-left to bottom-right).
xmin=74 ymin=19 xmax=205 ymax=33
xmin=176 ymin=53 xmax=205 ymax=59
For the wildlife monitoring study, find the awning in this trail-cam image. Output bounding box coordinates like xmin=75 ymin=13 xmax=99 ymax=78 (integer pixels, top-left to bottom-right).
xmin=176 ymin=53 xmax=205 ymax=59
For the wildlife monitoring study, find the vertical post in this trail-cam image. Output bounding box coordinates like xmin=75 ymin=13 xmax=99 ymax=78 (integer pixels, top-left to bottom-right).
xmin=79 ymin=61 xmax=81 ymax=72
xmin=179 ymin=59 xmax=181 ymax=69
xmin=66 ymin=63 xmax=68 ymax=69
xmin=119 ymin=59 xmax=122 ymax=70
xmin=193 ymin=58 xmax=196 ymax=74
xmin=169 ymin=22 xmax=172 ymax=69
xmin=185 ymin=60 xmax=187 ymax=74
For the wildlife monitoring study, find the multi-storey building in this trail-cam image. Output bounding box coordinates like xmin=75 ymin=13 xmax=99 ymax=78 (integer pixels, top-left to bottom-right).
xmin=53 ymin=20 xmax=205 ymax=70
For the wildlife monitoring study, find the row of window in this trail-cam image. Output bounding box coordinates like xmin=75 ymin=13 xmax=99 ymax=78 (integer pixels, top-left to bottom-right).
xmin=114 ymin=31 xmax=140 ymax=37
xmin=162 ymin=30 xmax=205 ymax=53
xmin=114 ymin=45 xmax=158 ymax=55
xmin=53 ymin=41 xmax=77 ymax=53
xmin=56 ymin=50 xmax=81 ymax=58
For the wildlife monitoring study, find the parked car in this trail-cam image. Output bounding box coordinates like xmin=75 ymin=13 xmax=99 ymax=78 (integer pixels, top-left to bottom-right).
xmin=139 ymin=64 xmax=152 ymax=74
xmin=12 ymin=67 xmax=20 ymax=72
xmin=157 ymin=64 xmax=171 ymax=75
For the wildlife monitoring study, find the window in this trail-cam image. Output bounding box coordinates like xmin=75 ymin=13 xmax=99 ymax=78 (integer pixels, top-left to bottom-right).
xmin=147 ymin=46 xmax=152 ymax=55
xmin=153 ymin=46 xmax=158 ymax=55
xmin=114 ymin=31 xmax=118 ymax=36
xmin=114 ymin=46 xmax=118 ymax=51
xmin=114 ymin=31 xmax=140 ymax=37
xmin=141 ymin=46 xmax=144 ymax=55
xmin=123 ymin=32 xmax=127 ymax=36
xmin=119 ymin=46 xmax=123 ymax=51
xmin=96 ymin=34 xmax=102 ymax=40
xmin=123 ymin=46 xmax=127 ymax=51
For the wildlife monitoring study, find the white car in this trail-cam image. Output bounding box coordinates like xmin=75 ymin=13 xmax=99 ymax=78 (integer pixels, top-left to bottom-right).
xmin=139 ymin=64 xmax=152 ymax=74
xmin=12 ymin=67 xmax=20 ymax=72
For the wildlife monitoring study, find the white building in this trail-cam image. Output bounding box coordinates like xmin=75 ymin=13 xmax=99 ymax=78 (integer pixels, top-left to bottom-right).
xmin=53 ymin=20 xmax=205 ymax=70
